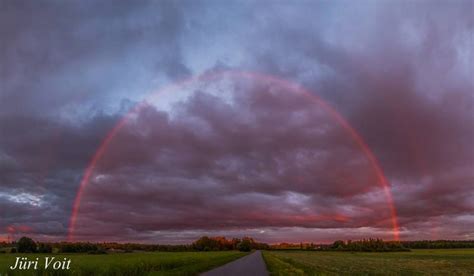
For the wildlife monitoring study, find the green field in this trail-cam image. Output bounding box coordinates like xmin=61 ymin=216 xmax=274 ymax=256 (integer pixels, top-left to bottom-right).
xmin=263 ymin=249 xmax=474 ymax=275
xmin=0 ymin=251 xmax=246 ymax=276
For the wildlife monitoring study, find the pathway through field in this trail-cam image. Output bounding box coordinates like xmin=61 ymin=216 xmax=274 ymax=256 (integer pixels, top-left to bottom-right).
xmin=201 ymin=250 xmax=269 ymax=276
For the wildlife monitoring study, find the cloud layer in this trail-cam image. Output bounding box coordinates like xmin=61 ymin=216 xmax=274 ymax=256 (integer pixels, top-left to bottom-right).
xmin=0 ymin=0 xmax=472 ymax=243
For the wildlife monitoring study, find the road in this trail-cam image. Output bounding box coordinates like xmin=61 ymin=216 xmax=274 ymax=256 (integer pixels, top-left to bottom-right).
xmin=201 ymin=250 xmax=269 ymax=276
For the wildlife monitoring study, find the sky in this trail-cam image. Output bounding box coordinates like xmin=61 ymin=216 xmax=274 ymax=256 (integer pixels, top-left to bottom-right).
xmin=0 ymin=0 xmax=473 ymax=244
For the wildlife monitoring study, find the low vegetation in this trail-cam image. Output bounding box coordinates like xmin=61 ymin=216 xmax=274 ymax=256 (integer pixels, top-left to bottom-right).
xmin=263 ymin=249 xmax=474 ymax=275
xmin=0 ymin=251 xmax=247 ymax=276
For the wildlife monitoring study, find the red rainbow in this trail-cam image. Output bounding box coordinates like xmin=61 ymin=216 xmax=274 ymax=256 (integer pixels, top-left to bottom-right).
xmin=68 ymin=70 xmax=400 ymax=241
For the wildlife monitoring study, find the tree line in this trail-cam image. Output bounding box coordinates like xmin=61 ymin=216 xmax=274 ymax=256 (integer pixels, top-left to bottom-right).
xmin=271 ymin=239 xmax=474 ymax=252
xmin=326 ymin=238 xmax=410 ymax=252
xmin=401 ymin=240 xmax=474 ymax=249
xmin=0 ymin=236 xmax=269 ymax=253
xmin=2 ymin=237 xmax=473 ymax=254
xmin=192 ymin=236 xmax=269 ymax=252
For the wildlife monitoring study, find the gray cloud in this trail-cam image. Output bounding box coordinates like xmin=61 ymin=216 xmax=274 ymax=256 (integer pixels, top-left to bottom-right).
xmin=1 ymin=0 xmax=472 ymax=243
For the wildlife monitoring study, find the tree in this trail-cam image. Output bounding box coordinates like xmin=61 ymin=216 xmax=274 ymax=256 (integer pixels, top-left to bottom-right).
xmin=17 ymin=237 xmax=37 ymax=253
xmin=191 ymin=236 xmax=268 ymax=252
xmin=331 ymin=240 xmax=345 ymax=250
xmin=38 ymin=243 xmax=53 ymax=253
xmin=237 ymin=238 xmax=252 ymax=252
xmin=193 ymin=236 xmax=218 ymax=251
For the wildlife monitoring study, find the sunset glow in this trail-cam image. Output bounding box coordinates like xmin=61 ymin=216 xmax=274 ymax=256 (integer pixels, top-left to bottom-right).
xmin=1 ymin=0 xmax=472 ymax=244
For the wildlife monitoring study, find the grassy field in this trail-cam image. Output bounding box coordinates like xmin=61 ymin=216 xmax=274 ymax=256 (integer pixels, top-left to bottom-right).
xmin=0 ymin=251 xmax=247 ymax=276
xmin=263 ymin=249 xmax=474 ymax=275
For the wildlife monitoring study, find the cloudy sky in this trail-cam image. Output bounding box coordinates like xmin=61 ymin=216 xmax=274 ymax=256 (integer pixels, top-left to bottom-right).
xmin=1 ymin=0 xmax=473 ymax=244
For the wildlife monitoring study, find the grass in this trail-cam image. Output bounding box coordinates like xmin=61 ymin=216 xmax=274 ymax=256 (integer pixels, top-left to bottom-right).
xmin=0 ymin=251 xmax=247 ymax=276
xmin=263 ymin=249 xmax=474 ymax=275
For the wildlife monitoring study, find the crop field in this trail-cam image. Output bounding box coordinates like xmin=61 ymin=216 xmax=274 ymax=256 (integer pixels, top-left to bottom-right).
xmin=0 ymin=251 xmax=247 ymax=276
xmin=263 ymin=249 xmax=474 ymax=275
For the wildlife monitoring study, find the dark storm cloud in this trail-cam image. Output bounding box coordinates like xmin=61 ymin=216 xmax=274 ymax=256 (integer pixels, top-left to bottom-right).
xmin=0 ymin=0 xmax=190 ymax=116
xmin=0 ymin=112 xmax=120 ymax=239
xmin=0 ymin=0 xmax=192 ymax=240
xmin=231 ymin=0 xmax=473 ymax=239
xmin=1 ymin=0 xmax=473 ymax=242
xmin=70 ymin=79 xmax=394 ymax=242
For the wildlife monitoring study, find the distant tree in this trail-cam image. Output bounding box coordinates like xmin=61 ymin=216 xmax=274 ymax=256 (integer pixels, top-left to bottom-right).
xmin=58 ymin=242 xmax=99 ymax=253
xmin=192 ymin=236 xmax=261 ymax=251
xmin=237 ymin=238 xmax=252 ymax=252
xmin=193 ymin=236 xmax=217 ymax=251
xmin=37 ymin=243 xmax=53 ymax=253
xmin=331 ymin=240 xmax=345 ymax=250
xmin=231 ymin=238 xmax=241 ymax=250
xmin=401 ymin=240 xmax=474 ymax=249
xmin=17 ymin=237 xmax=37 ymax=253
